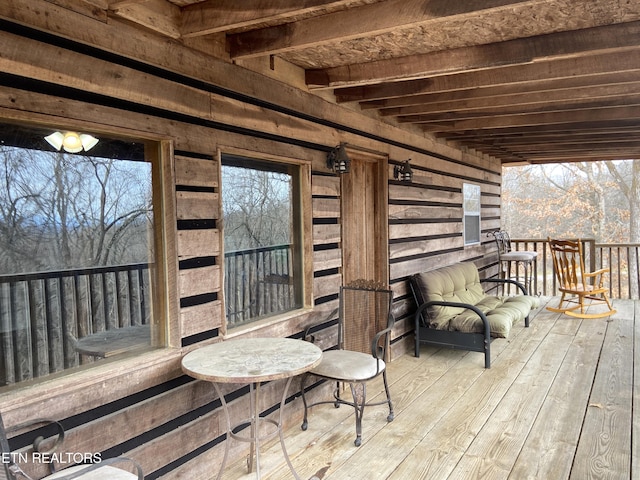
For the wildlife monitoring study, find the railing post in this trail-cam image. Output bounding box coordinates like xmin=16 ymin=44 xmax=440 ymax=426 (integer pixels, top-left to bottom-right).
xmin=586 ymin=239 xmax=596 ymax=274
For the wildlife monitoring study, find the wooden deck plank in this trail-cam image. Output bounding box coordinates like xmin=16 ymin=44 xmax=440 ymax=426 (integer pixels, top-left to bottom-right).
xmin=263 ymin=349 xmax=473 ymax=480
xmin=569 ymin=301 xmax=634 ymax=480
xmin=217 ymin=297 xmax=635 ymax=480
xmin=384 ymin=303 xmax=557 ymax=480
xmin=509 ymin=311 xmax=608 ymax=479
xmin=445 ymin=319 xmax=574 ymax=478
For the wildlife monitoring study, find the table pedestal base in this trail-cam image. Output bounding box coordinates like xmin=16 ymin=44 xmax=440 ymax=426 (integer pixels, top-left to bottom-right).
xmin=213 ymin=376 xmax=300 ymax=479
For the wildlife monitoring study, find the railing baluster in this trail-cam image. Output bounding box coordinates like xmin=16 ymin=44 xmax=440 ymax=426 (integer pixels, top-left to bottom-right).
xmin=0 ymin=263 xmax=151 ymax=385
xmin=223 ymin=244 xmax=294 ymax=328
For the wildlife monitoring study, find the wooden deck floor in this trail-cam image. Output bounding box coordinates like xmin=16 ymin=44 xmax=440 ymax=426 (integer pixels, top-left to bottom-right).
xmin=226 ymin=297 xmax=637 ymax=480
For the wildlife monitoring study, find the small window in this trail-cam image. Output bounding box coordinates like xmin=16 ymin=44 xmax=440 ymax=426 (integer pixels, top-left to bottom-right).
xmin=222 ymin=155 xmax=304 ymax=328
xmin=0 ymin=122 xmax=164 ymax=388
xmin=463 ymin=183 xmax=481 ymax=245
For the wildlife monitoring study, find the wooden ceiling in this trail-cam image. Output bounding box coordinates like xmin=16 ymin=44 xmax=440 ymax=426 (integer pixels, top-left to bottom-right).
xmin=106 ymin=0 xmax=640 ymax=165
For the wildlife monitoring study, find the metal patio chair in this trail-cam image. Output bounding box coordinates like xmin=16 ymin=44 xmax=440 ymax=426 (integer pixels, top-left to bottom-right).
xmin=547 ymin=237 xmax=616 ymax=318
xmin=300 ymin=279 xmax=395 ymax=446
xmin=489 ymin=230 xmax=538 ymax=295
xmin=0 ymin=412 xmax=143 ymax=480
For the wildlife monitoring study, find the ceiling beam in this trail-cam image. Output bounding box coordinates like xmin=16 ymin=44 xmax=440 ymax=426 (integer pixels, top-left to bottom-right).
xmin=227 ymin=0 xmax=551 ymax=59
xmin=361 ymin=73 xmax=640 ymax=110
xmin=447 ymin=122 xmax=640 ymax=139
xmin=306 ymin=21 xmax=640 ymax=88
xmin=396 ymin=96 xmax=640 ymax=124
xmin=424 ymin=105 xmax=640 ymax=132
xmin=334 ymin=50 xmax=640 ymax=102
xmin=110 ymin=0 xmax=181 ymax=38
xmin=180 ymin=0 xmax=351 ymax=38
xmin=380 ymin=84 xmax=640 ymax=118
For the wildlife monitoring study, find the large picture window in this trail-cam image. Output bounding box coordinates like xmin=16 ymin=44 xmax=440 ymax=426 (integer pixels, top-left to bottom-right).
xmin=0 ymin=122 xmax=163 ymax=388
xmin=222 ymin=154 xmax=304 ymax=328
xmin=463 ymin=183 xmax=481 ymax=245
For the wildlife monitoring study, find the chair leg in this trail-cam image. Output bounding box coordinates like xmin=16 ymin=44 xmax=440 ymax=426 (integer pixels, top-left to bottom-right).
xmin=300 ymin=373 xmax=310 ymax=431
xmin=603 ymin=291 xmax=615 ymax=311
xmin=382 ymin=370 xmax=395 ymax=422
xmin=348 ymin=382 xmax=366 ymax=447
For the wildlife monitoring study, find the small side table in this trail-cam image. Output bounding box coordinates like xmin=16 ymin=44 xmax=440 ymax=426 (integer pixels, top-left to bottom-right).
xmin=181 ymin=337 xmax=322 ymax=480
xmin=75 ymin=324 xmax=150 ymax=358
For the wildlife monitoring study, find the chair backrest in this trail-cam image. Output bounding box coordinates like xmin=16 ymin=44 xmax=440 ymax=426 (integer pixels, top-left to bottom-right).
xmin=1 ymin=412 xmax=18 ymax=480
xmin=548 ymin=238 xmax=586 ymax=289
xmin=338 ymin=280 xmax=394 ymax=357
xmin=0 ymin=413 xmax=67 ymax=480
xmin=489 ymin=230 xmax=513 ymax=256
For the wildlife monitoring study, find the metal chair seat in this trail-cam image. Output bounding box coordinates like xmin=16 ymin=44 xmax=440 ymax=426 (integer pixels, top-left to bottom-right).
xmin=500 ymin=251 xmax=537 ymax=262
xmin=308 ymin=349 xmax=385 ymax=382
xmin=46 ymin=465 xmax=140 ymax=479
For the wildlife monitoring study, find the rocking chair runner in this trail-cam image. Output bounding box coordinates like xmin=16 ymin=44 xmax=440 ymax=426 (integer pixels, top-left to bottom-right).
xmin=0 ymin=412 xmax=143 ymax=480
xmin=300 ymin=280 xmax=395 ymax=447
xmin=547 ymin=238 xmax=616 ymax=319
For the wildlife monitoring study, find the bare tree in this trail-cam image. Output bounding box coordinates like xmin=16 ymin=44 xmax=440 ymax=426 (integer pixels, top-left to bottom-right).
xmin=0 ymin=146 xmax=152 ymax=273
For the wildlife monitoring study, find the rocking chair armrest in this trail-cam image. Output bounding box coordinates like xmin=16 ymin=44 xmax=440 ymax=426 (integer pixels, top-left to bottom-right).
xmin=481 ymin=277 xmax=528 ymax=295
xmin=584 ymin=267 xmax=610 ymax=286
xmin=584 ymin=267 xmax=610 ymax=278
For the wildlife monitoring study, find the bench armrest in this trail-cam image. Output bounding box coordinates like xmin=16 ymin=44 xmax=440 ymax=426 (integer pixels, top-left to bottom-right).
xmin=481 ymin=277 xmax=528 ymax=295
xmin=414 ymin=300 xmax=491 ymax=339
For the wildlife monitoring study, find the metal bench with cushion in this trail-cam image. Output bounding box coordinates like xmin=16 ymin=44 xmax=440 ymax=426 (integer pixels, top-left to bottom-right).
xmin=410 ymin=262 xmax=539 ymax=368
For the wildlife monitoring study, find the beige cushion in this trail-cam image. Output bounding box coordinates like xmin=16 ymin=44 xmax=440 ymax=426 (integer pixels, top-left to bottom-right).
xmin=310 ymin=350 xmax=384 ymax=382
xmin=46 ymin=465 xmax=139 ymax=480
xmin=501 ymin=251 xmax=537 ymax=262
xmin=412 ymin=262 xmax=539 ymax=338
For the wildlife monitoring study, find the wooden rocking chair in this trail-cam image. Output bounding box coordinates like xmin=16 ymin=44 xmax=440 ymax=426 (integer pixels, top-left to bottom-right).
xmin=547 ymin=238 xmax=616 ymax=319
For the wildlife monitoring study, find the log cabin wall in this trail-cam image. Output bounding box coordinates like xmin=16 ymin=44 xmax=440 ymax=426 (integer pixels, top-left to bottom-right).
xmin=0 ymin=1 xmax=501 ymax=478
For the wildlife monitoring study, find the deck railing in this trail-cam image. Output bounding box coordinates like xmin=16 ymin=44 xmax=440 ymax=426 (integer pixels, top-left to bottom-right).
xmin=3 ymin=239 xmax=635 ymax=385
xmin=509 ymin=238 xmax=640 ymax=300
xmin=224 ymin=244 xmax=295 ymax=327
xmin=0 ymin=263 xmax=151 ymax=385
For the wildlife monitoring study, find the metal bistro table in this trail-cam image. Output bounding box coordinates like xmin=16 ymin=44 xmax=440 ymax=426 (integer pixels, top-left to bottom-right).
xmin=181 ymin=337 xmax=323 ymax=479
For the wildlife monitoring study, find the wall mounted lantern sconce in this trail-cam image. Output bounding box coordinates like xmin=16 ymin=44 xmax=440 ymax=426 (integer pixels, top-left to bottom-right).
xmin=326 ymin=143 xmax=351 ymax=174
xmin=394 ymin=159 xmax=413 ymax=182
xmin=45 ymin=131 xmax=99 ymax=153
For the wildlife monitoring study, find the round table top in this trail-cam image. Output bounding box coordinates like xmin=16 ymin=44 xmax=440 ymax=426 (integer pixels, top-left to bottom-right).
xmin=181 ymin=337 xmax=323 ymax=383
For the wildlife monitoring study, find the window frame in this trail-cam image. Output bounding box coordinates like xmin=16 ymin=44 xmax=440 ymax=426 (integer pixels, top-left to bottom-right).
xmin=0 ymin=120 xmax=178 ymax=403
xmin=218 ymin=147 xmax=313 ymax=337
xmin=463 ymin=182 xmax=482 ymax=246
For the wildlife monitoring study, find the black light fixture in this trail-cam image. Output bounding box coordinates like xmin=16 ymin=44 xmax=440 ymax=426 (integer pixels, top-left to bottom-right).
xmin=394 ymin=159 xmax=413 ymax=182
xmin=326 ymin=143 xmax=351 ymax=174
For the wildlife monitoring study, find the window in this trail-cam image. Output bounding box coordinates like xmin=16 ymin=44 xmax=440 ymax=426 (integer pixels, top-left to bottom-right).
xmin=222 ymin=154 xmax=304 ymax=328
xmin=463 ymin=183 xmax=481 ymax=245
xmin=0 ymin=122 xmax=164 ymax=388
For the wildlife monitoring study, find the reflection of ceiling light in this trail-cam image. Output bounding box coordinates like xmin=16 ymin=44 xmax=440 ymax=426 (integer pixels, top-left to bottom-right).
xmin=45 ymin=131 xmax=99 ymax=153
